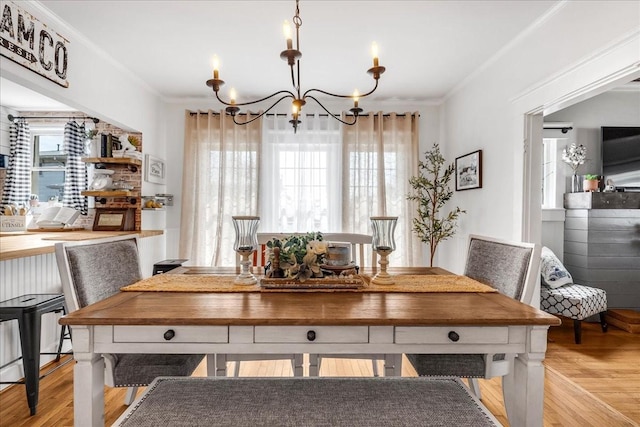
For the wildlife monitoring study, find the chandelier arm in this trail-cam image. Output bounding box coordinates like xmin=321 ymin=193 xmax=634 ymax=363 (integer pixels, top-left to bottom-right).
xmin=215 ymin=90 xmax=295 ymax=107
xmin=230 ymin=95 xmax=294 ymax=125
xmin=306 ymin=96 xmax=358 ymax=126
xmin=303 ymin=79 xmax=379 ymax=100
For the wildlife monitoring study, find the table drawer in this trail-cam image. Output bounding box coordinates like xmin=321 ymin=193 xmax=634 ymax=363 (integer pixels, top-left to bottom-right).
xmin=254 ymin=326 xmax=369 ymax=343
xmin=113 ymin=326 xmax=228 ymax=343
xmin=395 ymin=326 xmax=508 ymax=344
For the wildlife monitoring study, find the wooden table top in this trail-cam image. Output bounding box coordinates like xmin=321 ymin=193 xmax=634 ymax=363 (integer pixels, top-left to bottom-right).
xmin=0 ymin=230 xmax=163 ymax=261
xmin=60 ymin=280 xmax=561 ymax=328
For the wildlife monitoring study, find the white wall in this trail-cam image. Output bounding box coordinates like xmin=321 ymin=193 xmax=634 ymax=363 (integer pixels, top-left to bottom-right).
xmin=436 ymin=1 xmax=640 ymax=274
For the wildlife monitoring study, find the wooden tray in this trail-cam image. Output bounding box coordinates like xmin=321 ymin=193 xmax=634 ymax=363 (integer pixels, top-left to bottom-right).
xmin=260 ymin=277 xmax=364 ymax=290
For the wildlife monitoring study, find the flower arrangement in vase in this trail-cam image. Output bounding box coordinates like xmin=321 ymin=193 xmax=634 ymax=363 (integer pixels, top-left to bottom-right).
xmin=264 ymin=232 xmax=327 ymax=282
xmin=561 ymin=143 xmax=586 ymax=193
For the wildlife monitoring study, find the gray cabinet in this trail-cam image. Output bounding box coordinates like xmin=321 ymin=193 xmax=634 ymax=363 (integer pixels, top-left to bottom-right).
xmin=563 ymin=193 xmax=640 ymax=309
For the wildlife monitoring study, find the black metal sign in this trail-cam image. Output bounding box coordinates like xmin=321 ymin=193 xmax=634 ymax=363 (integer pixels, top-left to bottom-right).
xmin=0 ymin=1 xmax=69 ymax=88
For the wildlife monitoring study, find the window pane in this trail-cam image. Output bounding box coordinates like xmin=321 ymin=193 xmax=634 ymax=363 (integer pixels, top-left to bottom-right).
xmin=261 ymin=116 xmax=341 ymax=232
xmin=32 ymin=132 xmax=66 ymax=201
xmin=32 ymin=170 xmax=65 ymax=202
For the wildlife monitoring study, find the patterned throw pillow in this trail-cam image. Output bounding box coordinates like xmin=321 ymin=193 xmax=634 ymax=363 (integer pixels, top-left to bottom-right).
xmin=540 ymin=246 xmax=573 ymax=289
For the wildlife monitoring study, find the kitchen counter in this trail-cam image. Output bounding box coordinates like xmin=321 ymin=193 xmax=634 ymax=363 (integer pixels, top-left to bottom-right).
xmin=0 ymin=230 xmax=163 ymax=261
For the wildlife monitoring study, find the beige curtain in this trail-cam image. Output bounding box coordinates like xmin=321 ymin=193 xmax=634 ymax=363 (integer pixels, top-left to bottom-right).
xmin=342 ymin=112 xmax=423 ymax=266
xmin=179 ymin=111 xmax=262 ymax=266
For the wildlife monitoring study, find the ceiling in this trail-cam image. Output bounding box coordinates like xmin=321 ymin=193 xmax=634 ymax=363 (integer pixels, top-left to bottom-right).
xmin=2 ymin=0 xmax=561 ymax=111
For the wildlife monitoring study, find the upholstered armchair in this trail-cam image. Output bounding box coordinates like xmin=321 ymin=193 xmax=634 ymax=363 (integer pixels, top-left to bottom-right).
xmin=55 ymin=235 xmax=205 ymax=404
xmin=406 ymin=235 xmax=541 ymax=399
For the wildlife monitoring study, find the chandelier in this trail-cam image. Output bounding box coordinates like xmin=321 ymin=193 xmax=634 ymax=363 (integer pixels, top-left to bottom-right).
xmin=206 ymin=0 xmax=385 ymax=133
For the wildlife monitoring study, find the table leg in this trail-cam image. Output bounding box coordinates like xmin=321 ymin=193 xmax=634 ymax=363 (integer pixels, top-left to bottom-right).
xmin=206 ymin=354 xmax=216 ymax=376
xmin=293 ymin=354 xmax=304 ymax=377
xmin=503 ymin=326 xmax=549 ymax=427
xmin=215 ymin=354 xmax=228 ymax=376
xmin=384 ymin=354 xmax=402 ymax=377
xmin=72 ymin=328 xmax=105 ymax=427
xmin=308 ymin=354 xmax=319 ymax=377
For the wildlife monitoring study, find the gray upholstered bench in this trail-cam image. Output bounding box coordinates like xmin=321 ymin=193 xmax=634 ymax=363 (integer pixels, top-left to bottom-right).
xmin=113 ymin=377 xmax=502 ymax=426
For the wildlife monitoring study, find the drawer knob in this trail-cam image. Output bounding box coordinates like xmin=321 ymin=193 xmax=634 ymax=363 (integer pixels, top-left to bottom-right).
xmin=163 ymin=329 xmax=176 ymax=341
xmin=307 ymin=330 xmax=316 ymax=341
xmin=448 ymin=331 xmax=460 ymax=342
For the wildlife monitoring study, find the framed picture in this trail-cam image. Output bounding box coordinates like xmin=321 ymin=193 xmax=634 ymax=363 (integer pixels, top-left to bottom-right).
xmin=145 ymin=154 xmax=166 ymax=184
xmin=93 ymin=208 xmax=135 ymax=231
xmin=455 ymin=150 xmax=482 ymax=191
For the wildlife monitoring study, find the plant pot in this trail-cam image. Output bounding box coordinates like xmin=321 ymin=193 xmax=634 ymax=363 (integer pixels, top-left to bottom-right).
xmin=583 ymin=179 xmax=599 ymax=192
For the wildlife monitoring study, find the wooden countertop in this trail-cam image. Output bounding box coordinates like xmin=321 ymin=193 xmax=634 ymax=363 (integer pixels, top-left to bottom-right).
xmin=0 ymin=230 xmax=163 ymax=261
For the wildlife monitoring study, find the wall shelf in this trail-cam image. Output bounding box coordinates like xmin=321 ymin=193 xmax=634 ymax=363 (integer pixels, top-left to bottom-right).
xmin=82 ymin=190 xmax=137 ymax=197
xmin=82 ymin=157 xmax=142 ymax=166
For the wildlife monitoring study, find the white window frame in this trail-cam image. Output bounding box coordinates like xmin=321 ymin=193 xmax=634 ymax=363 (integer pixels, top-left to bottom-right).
xmin=30 ymin=124 xmax=66 ymax=202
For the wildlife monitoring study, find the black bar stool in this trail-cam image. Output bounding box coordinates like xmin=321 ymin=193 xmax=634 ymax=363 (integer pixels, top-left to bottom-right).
xmin=0 ymin=294 xmax=71 ymax=415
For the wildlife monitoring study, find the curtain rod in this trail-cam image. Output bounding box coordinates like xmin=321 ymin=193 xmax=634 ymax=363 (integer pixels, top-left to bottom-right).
xmin=189 ymin=112 xmax=418 ymax=118
xmin=544 ymin=125 xmax=573 ymax=133
xmin=7 ymin=114 xmax=100 ymax=124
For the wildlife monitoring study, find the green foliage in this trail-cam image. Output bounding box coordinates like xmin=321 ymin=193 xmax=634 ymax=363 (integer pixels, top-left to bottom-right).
xmin=584 ymin=174 xmax=599 ymax=180
xmin=267 ymin=231 xmax=324 ymax=270
xmin=406 ymin=143 xmax=465 ymax=266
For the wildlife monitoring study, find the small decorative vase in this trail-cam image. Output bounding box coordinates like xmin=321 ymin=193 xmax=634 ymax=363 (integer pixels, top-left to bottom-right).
xmin=571 ymin=174 xmax=581 ymax=193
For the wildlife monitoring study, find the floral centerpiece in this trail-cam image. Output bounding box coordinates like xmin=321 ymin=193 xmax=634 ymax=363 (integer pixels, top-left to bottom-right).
xmin=265 ymin=232 xmax=327 ymax=282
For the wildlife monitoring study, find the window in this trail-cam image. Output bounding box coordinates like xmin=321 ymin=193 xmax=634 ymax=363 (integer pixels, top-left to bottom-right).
xmin=260 ymin=115 xmax=342 ymax=232
xmin=542 ymin=125 xmax=574 ymax=209
xmin=542 ymin=138 xmax=557 ymax=208
xmin=31 ymin=126 xmax=66 ymax=203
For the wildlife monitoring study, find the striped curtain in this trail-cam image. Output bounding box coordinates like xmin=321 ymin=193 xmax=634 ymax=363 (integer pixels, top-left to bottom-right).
xmin=1 ymin=119 xmax=31 ymax=205
xmin=62 ymin=121 xmax=88 ymax=214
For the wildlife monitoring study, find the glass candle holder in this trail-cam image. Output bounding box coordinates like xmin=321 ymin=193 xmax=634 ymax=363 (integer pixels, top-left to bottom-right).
xmin=370 ymin=216 xmax=398 ymax=285
xmin=232 ymin=215 xmax=260 ymax=285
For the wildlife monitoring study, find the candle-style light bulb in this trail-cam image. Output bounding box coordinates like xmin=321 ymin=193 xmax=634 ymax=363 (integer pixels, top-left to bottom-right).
xmin=212 ymin=55 xmax=220 ymax=79
xmin=292 ymin=103 xmax=299 ymax=117
xmin=353 ymin=89 xmax=360 ymax=108
xmin=283 ymin=20 xmax=293 ymax=50
xmin=371 ymin=42 xmax=379 ymax=67
xmin=230 ymin=88 xmax=237 ymax=104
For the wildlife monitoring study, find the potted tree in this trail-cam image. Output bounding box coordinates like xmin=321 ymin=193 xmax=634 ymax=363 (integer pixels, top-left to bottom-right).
xmin=407 ymin=143 xmax=465 ymax=266
xmin=583 ymin=174 xmax=599 ymax=192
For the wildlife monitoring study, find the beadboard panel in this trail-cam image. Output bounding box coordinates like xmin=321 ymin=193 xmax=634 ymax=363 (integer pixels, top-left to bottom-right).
xmin=0 ymin=253 xmax=68 ymax=391
xmin=564 ymin=208 xmax=640 ymax=310
xmin=0 ymin=235 xmax=166 ymax=390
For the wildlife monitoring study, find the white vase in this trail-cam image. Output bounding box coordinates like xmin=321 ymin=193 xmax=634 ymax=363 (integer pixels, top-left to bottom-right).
xmin=88 ymin=137 xmax=100 ymax=157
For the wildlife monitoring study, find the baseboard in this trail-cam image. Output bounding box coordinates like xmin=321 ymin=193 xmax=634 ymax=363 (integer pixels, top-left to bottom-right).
xmin=605 ymin=309 xmax=640 ymax=333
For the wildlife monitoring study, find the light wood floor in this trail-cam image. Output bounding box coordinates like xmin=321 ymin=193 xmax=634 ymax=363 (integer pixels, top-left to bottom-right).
xmin=1 ymin=318 xmax=638 ymax=426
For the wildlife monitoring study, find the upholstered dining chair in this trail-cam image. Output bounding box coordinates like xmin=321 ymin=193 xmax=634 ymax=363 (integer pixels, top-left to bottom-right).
xmin=55 ymin=235 xmax=205 ymax=405
xmin=405 ymin=234 xmax=541 ymax=399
